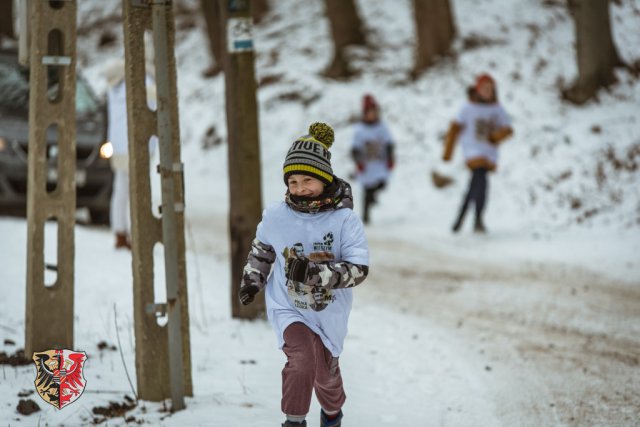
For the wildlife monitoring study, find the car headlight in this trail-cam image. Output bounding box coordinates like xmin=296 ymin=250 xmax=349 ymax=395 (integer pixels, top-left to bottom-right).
xmin=0 ymin=137 xmax=6 ymax=153
xmin=99 ymin=141 xmax=113 ymax=159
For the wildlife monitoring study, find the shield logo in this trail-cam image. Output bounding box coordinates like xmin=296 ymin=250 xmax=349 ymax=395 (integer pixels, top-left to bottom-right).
xmin=32 ymin=349 xmax=87 ymax=409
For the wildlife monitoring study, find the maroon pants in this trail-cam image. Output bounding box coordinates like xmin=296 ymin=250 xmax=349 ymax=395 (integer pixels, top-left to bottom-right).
xmin=281 ymin=322 xmax=346 ymax=416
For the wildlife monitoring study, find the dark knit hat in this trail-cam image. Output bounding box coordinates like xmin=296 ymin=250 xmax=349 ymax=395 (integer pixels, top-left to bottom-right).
xmin=283 ymin=122 xmax=335 ymax=185
xmin=362 ymin=94 xmax=378 ymax=113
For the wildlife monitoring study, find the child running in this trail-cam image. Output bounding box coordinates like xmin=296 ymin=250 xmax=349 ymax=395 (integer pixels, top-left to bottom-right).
xmin=351 ymin=94 xmax=395 ymax=224
xmin=443 ymin=73 xmax=514 ymax=233
xmin=238 ymin=122 xmax=370 ymax=427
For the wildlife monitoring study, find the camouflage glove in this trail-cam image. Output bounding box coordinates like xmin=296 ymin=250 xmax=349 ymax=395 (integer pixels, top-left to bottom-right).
xmin=238 ymin=284 xmax=260 ymax=305
xmin=286 ymin=257 xmax=310 ymax=283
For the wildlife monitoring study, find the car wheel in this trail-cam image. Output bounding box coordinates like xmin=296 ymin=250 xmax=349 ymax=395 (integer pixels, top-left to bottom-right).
xmin=89 ymin=209 xmax=110 ymax=226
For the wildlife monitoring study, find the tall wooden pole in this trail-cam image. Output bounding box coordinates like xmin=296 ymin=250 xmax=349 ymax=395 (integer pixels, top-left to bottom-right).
xmin=221 ymin=0 xmax=264 ymax=319
xmin=123 ymin=0 xmax=192 ymax=403
xmin=25 ymin=0 xmax=77 ymax=357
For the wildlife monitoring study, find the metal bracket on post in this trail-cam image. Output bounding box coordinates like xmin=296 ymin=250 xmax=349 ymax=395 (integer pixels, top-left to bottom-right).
xmin=133 ymin=0 xmax=171 ymax=7
xmin=146 ymin=303 xmax=168 ymax=317
xmin=42 ymin=56 xmax=72 ymax=66
xmin=156 ymin=162 xmax=185 ymax=214
xmin=156 ymin=162 xmax=184 ymax=176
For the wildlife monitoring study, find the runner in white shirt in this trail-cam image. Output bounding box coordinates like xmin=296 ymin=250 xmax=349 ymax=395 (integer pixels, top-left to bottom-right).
xmin=351 ymin=94 xmax=395 ymax=224
xmin=443 ymin=74 xmax=514 ymax=233
xmin=238 ymin=122 xmax=369 ymax=427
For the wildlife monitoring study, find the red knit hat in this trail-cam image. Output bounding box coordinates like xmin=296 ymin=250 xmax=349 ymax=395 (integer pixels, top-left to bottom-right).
xmin=362 ymin=94 xmax=378 ymax=113
xmin=475 ymin=73 xmax=495 ymax=91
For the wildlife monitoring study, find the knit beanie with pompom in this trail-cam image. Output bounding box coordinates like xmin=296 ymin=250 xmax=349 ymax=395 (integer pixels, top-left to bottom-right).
xmin=362 ymin=94 xmax=378 ymax=114
xmin=283 ymin=122 xmax=335 ymax=185
xmin=475 ymin=73 xmax=495 ymax=91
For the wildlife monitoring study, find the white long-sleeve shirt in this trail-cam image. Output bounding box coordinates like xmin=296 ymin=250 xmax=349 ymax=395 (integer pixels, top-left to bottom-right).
xmin=455 ymin=102 xmax=511 ymax=165
xmin=257 ymin=201 xmax=369 ymax=357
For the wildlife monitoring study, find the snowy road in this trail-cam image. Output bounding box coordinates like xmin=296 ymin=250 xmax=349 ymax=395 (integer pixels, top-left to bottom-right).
xmin=1 ymin=216 xmax=639 ymax=426
xmin=358 ymin=232 xmax=640 ymax=426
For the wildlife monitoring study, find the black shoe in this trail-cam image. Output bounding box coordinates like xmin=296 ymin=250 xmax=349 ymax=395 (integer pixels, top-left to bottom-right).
xmin=282 ymin=421 xmax=306 ymax=427
xmin=474 ymin=221 xmax=487 ymax=233
xmin=321 ymin=409 xmax=343 ymax=427
xmin=452 ymin=220 xmax=463 ymax=233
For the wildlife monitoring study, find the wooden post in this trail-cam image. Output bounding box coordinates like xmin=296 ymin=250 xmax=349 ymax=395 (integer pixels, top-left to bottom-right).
xmin=25 ymin=0 xmax=77 ymax=357
xmin=221 ymin=0 xmax=264 ymax=319
xmin=122 ymin=0 xmax=192 ymax=401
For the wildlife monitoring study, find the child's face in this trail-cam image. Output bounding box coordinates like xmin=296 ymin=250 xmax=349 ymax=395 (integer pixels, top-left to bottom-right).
xmin=477 ymin=81 xmax=495 ymax=101
xmin=287 ymin=174 xmax=324 ymax=197
xmin=364 ymin=107 xmax=379 ymax=123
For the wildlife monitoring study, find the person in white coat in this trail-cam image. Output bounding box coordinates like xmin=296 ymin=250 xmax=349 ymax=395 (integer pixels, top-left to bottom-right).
xmin=103 ymin=59 xmax=156 ymax=249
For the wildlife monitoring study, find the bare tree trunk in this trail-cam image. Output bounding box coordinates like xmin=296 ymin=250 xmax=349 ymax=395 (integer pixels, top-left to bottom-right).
xmin=221 ymin=1 xmax=265 ymax=319
xmin=323 ymin=0 xmax=366 ymax=79
xmin=438 ymin=0 xmax=456 ymax=50
xmin=563 ymin=0 xmax=624 ymax=104
xmin=200 ymin=0 xmax=223 ymax=77
xmin=253 ymin=0 xmax=270 ymax=24
xmin=412 ymin=0 xmax=456 ymax=77
xmin=0 ymin=0 xmax=14 ymax=39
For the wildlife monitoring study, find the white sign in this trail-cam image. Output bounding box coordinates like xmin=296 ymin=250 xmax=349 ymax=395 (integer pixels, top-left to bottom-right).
xmin=227 ymin=17 xmax=253 ymax=53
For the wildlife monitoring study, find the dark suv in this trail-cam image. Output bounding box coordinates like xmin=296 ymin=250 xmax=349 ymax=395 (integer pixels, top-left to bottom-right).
xmin=0 ymin=50 xmax=112 ymax=224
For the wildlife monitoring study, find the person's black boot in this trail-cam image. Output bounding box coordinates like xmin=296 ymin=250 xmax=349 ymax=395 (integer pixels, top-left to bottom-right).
xmin=320 ymin=409 xmax=343 ymax=427
xmin=282 ymin=420 xmax=307 ymax=427
xmin=452 ymin=210 xmax=467 ymax=233
xmin=474 ymin=219 xmax=487 ymax=233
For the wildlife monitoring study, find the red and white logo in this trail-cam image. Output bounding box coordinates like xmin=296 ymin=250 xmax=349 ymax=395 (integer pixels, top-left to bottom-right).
xmin=32 ymin=349 xmax=87 ymax=409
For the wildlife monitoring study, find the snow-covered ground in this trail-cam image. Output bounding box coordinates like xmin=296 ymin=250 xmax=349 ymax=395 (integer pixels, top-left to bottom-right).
xmin=1 ymin=0 xmax=639 ymax=426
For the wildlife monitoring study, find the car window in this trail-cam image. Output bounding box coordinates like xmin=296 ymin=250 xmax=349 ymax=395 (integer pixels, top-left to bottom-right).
xmin=75 ymin=78 xmax=99 ymax=114
xmin=0 ymin=62 xmax=29 ymax=109
xmin=0 ymin=59 xmax=100 ymax=114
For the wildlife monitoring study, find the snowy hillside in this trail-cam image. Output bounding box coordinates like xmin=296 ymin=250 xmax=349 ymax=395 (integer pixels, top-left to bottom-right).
xmin=75 ymin=0 xmax=640 ymax=232
xmin=1 ymin=0 xmax=639 ymax=426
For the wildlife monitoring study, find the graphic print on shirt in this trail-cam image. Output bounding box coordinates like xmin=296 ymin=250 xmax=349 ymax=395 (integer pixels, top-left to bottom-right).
xmin=283 ymin=233 xmax=336 ymax=312
xmin=364 ymin=139 xmax=386 ymax=161
xmin=474 ymin=118 xmax=493 ymax=141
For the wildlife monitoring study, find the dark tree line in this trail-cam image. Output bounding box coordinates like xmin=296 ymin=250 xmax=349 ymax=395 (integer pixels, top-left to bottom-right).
xmin=198 ymin=0 xmax=628 ymax=104
xmin=0 ymin=0 xmax=630 ymax=103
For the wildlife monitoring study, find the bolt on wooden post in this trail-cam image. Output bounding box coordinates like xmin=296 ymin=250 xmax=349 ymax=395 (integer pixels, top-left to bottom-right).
xmin=122 ymin=0 xmax=192 ymax=406
xmin=222 ymin=0 xmax=265 ymax=319
xmin=25 ymin=0 xmax=77 ymax=357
